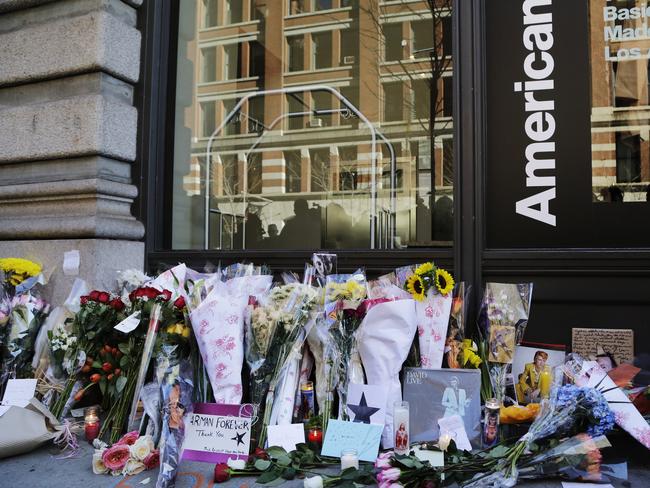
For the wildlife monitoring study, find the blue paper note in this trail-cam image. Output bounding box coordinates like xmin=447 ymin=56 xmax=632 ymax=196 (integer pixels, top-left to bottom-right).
xmin=321 ymin=420 xmax=383 ymax=462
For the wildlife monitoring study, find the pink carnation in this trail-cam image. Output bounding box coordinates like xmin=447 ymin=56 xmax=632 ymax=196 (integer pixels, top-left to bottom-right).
xmin=143 ymin=449 xmax=160 ymax=470
xmin=115 ymin=430 xmax=139 ymax=446
xmin=101 ymin=444 xmax=130 ymax=472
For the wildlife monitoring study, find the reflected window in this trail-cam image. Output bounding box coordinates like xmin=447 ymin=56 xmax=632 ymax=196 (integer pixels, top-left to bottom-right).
xmin=287 ymin=36 xmax=304 ymax=72
xmin=412 ymin=19 xmax=434 ymax=58
xmin=442 ymin=15 xmax=452 ymax=57
xmin=412 ymin=79 xmax=430 ymax=120
xmin=289 ymin=0 xmax=309 ymax=15
xmin=312 ymin=91 xmax=332 ymax=127
xmin=287 ymin=92 xmax=305 ymax=130
xmin=384 ymin=23 xmax=403 ymax=62
xmin=249 ymin=41 xmax=265 ymax=79
xmin=339 ymin=146 xmax=358 ymax=191
xmin=222 ymin=99 xmax=240 ymax=135
xmin=200 ymin=101 xmax=215 ymax=138
xmin=224 ymin=0 xmax=243 ymax=24
xmin=310 ymin=148 xmax=330 ymax=192
xmin=247 ymin=96 xmax=265 ymax=134
xmin=200 ymin=47 xmax=217 ymax=83
xmin=315 ymin=0 xmax=332 ymax=11
xmin=340 ymin=29 xmax=357 ymax=65
xmin=285 ymin=151 xmax=302 ymax=193
xmin=247 ymin=153 xmax=262 ymax=194
xmin=313 ymin=31 xmax=332 ymax=69
xmin=384 ymin=82 xmax=403 ymax=121
xmin=223 ymin=44 xmax=242 ymax=80
xmin=443 ymin=75 xmax=453 ymax=117
xmin=202 ymin=0 xmax=218 ymax=28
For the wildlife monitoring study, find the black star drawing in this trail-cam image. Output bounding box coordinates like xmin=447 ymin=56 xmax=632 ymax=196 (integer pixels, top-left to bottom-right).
xmin=348 ymin=392 xmax=380 ymax=424
xmin=231 ymin=431 xmax=246 ymax=446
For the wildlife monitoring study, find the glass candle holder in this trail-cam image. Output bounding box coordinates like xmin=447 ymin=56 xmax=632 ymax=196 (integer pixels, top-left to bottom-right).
xmin=307 ymin=426 xmax=323 ymax=446
xmin=393 ymin=400 xmax=410 ymax=455
xmin=340 ymin=448 xmax=359 ymax=470
xmin=84 ymin=406 xmax=100 ymax=442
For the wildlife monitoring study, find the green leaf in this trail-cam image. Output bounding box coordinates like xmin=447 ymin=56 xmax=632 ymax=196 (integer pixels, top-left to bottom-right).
xmin=92 ymin=361 xmax=102 ymax=369
xmin=115 ymin=375 xmax=127 ymax=393
xmin=280 ymin=467 xmax=296 ymax=480
xmin=118 ymin=343 xmax=129 ymax=354
xmin=266 ymin=446 xmax=288 ymax=458
xmin=99 ymin=377 xmax=107 ymax=395
xmin=276 ymin=455 xmax=291 ymax=467
xmin=254 ymin=459 xmax=271 ymax=471
xmin=487 ymin=444 xmax=509 ymax=459
xmin=256 ymin=469 xmax=282 ymax=485
xmin=87 ymin=331 xmax=95 ymax=340
xmin=120 ymin=356 xmax=128 ymax=368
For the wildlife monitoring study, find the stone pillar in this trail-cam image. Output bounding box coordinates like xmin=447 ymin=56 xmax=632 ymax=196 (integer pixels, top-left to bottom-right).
xmin=0 ymin=0 xmax=145 ymax=306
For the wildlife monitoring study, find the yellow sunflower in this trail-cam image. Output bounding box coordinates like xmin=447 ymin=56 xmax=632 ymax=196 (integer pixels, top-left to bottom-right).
xmin=406 ymin=274 xmax=426 ymax=301
xmin=435 ymin=268 xmax=455 ymax=296
xmin=414 ymin=262 xmax=434 ymax=277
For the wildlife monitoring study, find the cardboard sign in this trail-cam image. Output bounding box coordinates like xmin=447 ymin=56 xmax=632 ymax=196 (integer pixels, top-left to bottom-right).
xmin=182 ymin=403 xmax=253 ymax=463
xmin=321 ymin=420 xmax=383 ymax=462
xmin=572 ymin=328 xmax=634 ymax=365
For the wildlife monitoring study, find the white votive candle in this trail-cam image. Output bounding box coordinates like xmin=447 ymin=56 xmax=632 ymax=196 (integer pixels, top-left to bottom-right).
xmin=393 ymin=400 xmax=410 ymax=455
xmin=340 ymin=449 xmax=359 ymax=470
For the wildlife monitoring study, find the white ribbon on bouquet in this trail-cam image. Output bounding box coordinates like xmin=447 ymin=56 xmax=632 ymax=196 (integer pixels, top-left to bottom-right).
xmin=357 ymin=299 xmax=417 ymax=448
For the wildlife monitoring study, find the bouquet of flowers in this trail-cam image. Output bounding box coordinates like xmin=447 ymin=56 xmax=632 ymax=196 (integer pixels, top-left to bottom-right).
xmin=477 ymin=282 xmax=533 ymax=403
xmin=92 ymin=432 xmax=159 ymax=477
xmin=322 ymin=270 xmax=368 ymax=423
xmin=400 ymin=262 xmax=455 ymax=369
xmin=190 ymin=265 xmax=272 ymax=405
xmin=246 ymin=272 xmax=319 ymax=447
xmin=0 ymin=258 xmax=49 ymax=394
xmin=49 ymin=289 xmax=126 ymax=419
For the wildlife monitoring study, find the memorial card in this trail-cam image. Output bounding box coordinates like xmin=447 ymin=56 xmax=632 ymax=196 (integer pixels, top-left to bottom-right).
xmin=571 ymin=328 xmax=634 ymax=367
xmin=404 ymin=368 xmax=481 ymax=446
xmin=182 ymin=403 xmax=253 ymax=464
xmin=346 ymin=384 xmax=387 ymax=426
xmin=320 ymin=420 xmax=383 ymax=462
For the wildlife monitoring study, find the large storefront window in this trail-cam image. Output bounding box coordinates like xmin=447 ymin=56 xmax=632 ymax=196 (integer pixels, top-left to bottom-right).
xmin=172 ymin=0 xmax=454 ymax=250
xmin=591 ymin=0 xmax=650 ymax=202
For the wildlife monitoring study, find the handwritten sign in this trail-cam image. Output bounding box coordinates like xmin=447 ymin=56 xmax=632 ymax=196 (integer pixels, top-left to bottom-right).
xmin=182 ymin=403 xmax=253 ymax=464
xmin=1 ymin=379 xmax=37 ymax=407
xmin=267 ymin=424 xmax=305 ymax=452
xmin=321 ymin=420 xmax=383 ymax=462
xmin=571 ymin=328 xmax=634 ymax=364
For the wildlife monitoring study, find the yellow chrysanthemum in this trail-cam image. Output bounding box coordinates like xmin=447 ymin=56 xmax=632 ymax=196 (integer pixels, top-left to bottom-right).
xmin=414 ymin=262 xmax=434 ymax=277
xmin=435 ymin=268 xmax=454 ymax=296
xmin=0 ymin=258 xmax=42 ymax=286
xmin=406 ymin=274 xmax=426 ymax=301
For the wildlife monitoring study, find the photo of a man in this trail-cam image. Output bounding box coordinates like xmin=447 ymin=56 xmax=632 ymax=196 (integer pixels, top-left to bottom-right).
xmin=517 ymin=350 xmax=551 ymax=403
xmin=512 ymin=345 xmax=565 ymax=404
xmin=442 ymin=375 xmax=470 ymax=418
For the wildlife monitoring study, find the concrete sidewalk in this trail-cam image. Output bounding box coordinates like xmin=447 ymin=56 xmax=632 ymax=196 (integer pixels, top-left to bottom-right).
xmin=0 ymin=440 xmax=648 ymax=488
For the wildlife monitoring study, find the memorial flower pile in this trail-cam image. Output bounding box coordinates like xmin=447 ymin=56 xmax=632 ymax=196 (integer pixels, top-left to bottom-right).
xmin=91 ymin=432 xmax=159 ymax=476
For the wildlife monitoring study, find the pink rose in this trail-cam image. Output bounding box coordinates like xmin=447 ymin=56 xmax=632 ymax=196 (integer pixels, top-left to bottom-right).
xmin=101 ymin=444 xmax=130 ymax=472
xmin=377 ymin=468 xmax=401 ymax=484
xmin=374 ymin=451 xmax=393 ymax=469
xmin=115 ymin=430 xmax=139 ymax=446
xmin=143 ymin=449 xmax=160 ymax=470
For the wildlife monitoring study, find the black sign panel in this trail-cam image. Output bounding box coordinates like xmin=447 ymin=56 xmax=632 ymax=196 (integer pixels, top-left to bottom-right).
xmin=485 ymin=0 xmax=592 ymax=248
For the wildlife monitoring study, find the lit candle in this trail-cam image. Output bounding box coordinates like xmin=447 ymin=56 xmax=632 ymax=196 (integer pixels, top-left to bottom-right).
xmin=340 ymin=448 xmax=359 ymax=470
xmin=307 ymin=427 xmax=323 ymax=446
xmin=539 ymin=370 xmax=551 ymax=399
xmin=84 ymin=406 xmax=100 ymax=442
xmin=393 ymin=400 xmax=410 ymax=455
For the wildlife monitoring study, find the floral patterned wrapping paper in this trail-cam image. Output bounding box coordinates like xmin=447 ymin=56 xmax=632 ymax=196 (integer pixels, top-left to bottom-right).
xmin=189 ymin=275 xmax=272 ymax=404
xmin=416 ymin=290 xmax=453 ymax=369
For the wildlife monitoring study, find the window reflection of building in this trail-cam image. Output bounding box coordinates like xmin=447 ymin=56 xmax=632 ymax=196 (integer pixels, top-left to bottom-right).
xmin=591 ymin=0 xmax=650 ymax=202
xmin=174 ymin=0 xmax=455 ymax=249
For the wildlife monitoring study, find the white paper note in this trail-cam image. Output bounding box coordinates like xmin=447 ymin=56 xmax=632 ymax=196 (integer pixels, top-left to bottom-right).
xmin=114 ymin=311 xmax=141 ymax=334
xmin=62 ymin=250 xmax=80 ymax=276
xmin=437 ymin=414 xmax=472 ymax=452
xmin=412 ymin=446 xmax=444 ymax=466
xmin=562 ymin=483 xmax=614 ymax=488
xmin=0 ymin=405 xmax=11 ymax=418
xmin=267 ymin=424 xmax=306 ymax=452
xmin=1 ymin=378 xmax=37 ymax=407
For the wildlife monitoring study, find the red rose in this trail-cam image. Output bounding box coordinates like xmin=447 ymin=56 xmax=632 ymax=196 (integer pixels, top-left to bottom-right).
xmin=214 ymin=463 xmax=231 ymax=483
xmin=161 ymin=289 xmax=172 ymax=301
xmin=143 ymin=449 xmax=159 ymax=470
xmin=109 ymin=297 xmax=125 ymax=311
xmin=89 ymin=290 xmax=100 ymax=300
xmin=173 ymin=296 xmax=186 ymax=309
xmin=80 ymin=295 xmax=89 ymax=305
xmin=253 ymin=447 xmax=269 ymax=460
xmin=97 ymin=292 xmax=110 ymax=303
xmin=132 ymin=286 xmax=161 ymax=300
xmin=90 ymin=373 xmax=101 ymax=383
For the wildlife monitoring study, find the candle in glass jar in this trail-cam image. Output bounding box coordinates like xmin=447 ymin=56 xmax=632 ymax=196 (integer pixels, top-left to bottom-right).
xmin=340 ymin=449 xmax=359 ymax=470
xmin=393 ymin=400 xmax=410 ymax=455
xmin=307 ymin=427 xmax=323 ymax=446
xmin=84 ymin=406 xmax=100 ymax=442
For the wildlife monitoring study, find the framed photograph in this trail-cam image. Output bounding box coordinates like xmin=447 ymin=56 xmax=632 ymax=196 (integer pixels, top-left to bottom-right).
xmin=511 ymin=343 xmax=566 ymax=404
xmin=403 ymin=368 xmax=482 ymax=446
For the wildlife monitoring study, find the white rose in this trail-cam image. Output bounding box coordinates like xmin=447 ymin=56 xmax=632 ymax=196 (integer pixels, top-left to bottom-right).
xmin=129 ymin=435 xmax=154 ymax=461
xmin=92 ymin=451 xmax=108 ymax=475
xmin=226 ymin=458 xmax=247 ymax=470
xmin=122 ymin=458 xmax=146 ymax=476
xmin=438 ymin=433 xmax=452 ymax=452
xmin=304 ymin=476 xmax=324 ymax=488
